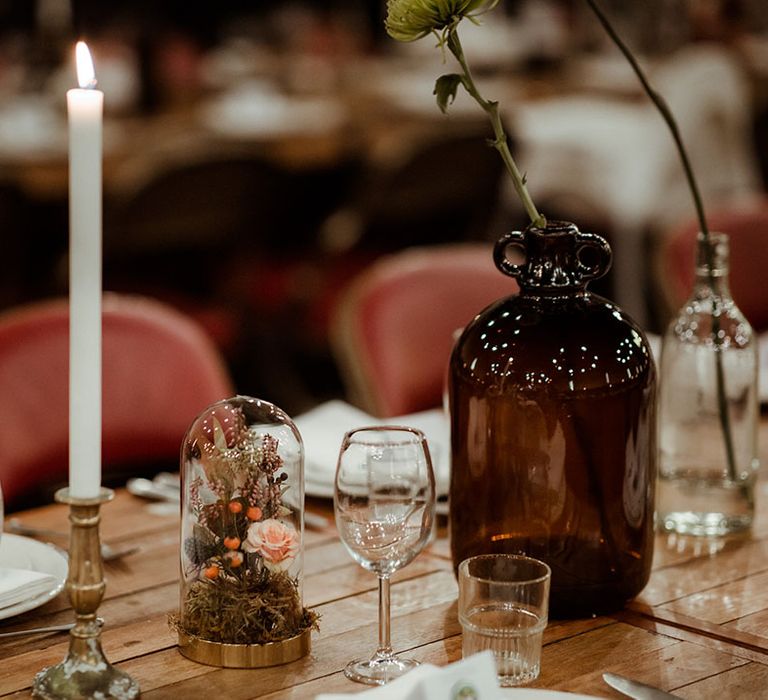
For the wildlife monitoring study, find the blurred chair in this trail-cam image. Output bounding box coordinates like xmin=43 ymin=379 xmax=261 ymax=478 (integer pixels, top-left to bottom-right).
xmin=654 ymin=197 xmax=768 ymax=331
xmin=0 ymin=182 xmax=28 ymax=309
xmin=102 ymin=146 xmax=361 ymax=408
xmin=102 ymin=149 xmax=298 ymax=356
xmin=0 ymin=293 xmax=234 ymax=511
xmin=331 ymin=243 xmax=518 ymax=418
xmin=319 ymin=124 xmax=505 ymax=255
xmin=105 ymin=148 xmax=293 ymax=258
xmin=308 ymin=124 xmax=506 ymax=368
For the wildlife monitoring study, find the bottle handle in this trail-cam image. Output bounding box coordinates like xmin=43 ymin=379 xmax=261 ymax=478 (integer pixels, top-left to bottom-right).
xmin=574 ymin=231 xmax=612 ymax=282
xmin=493 ymin=231 xmax=526 ymax=280
xmin=494 ymin=228 xmax=612 ymax=284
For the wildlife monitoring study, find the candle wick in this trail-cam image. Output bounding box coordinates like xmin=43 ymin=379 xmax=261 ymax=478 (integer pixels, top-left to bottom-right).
xmin=85 ymin=78 xmax=98 ymax=90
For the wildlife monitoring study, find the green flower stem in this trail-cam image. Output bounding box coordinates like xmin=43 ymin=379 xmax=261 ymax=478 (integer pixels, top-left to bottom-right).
xmin=585 ymin=0 xmax=738 ymax=484
xmin=447 ymin=27 xmax=545 ymax=228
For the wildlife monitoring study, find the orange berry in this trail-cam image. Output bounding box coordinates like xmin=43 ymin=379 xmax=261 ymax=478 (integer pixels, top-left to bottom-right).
xmin=228 ymin=501 xmax=243 ymax=514
xmin=246 ymin=506 xmax=262 ymax=521
xmin=228 ymin=554 xmax=243 ymax=568
xmin=223 ymin=536 xmax=241 ymax=550
xmin=204 ymin=565 xmax=219 ymax=580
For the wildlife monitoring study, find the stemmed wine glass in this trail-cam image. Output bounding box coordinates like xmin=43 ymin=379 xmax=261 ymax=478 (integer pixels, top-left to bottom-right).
xmin=334 ymin=426 xmax=436 ymax=685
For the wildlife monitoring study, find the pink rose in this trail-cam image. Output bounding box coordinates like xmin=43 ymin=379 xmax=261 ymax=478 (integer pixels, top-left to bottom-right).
xmin=242 ymin=518 xmax=300 ymax=570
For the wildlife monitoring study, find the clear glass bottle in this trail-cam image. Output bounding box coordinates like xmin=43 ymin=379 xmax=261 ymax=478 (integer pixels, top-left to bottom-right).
xmin=657 ymin=232 xmax=759 ymax=536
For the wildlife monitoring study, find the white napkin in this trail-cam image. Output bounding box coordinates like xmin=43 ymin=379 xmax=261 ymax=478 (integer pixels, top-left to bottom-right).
xmin=315 ymin=651 xmax=500 ymax=699
xmin=0 ymin=567 xmax=58 ymax=609
xmin=295 ymin=400 xmax=373 ymax=482
xmin=294 ymin=400 xmax=451 ymax=493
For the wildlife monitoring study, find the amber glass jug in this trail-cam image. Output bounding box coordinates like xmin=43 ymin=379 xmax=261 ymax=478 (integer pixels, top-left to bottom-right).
xmin=449 ymin=221 xmax=656 ymax=617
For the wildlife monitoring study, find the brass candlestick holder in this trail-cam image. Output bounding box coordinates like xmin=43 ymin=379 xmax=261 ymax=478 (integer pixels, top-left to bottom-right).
xmin=32 ymin=487 xmax=140 ymax=700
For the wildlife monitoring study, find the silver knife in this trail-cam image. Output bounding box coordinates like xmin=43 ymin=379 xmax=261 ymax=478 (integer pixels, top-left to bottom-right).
xmin=603 ymin=673 xmax=683 ymax=699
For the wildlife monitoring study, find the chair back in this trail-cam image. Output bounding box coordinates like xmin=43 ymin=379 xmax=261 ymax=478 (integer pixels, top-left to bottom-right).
xmin=332 ymin=243 xmax=518 ymax=417
xmin=0 ymin=293 xmax=234 ymax=510
xmin=657 ymin=198 xmax=768 ymax=331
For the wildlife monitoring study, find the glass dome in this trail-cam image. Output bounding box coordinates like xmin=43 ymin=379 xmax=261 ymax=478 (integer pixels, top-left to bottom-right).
xmin=177 ymin=396 xmax=314 ymax=666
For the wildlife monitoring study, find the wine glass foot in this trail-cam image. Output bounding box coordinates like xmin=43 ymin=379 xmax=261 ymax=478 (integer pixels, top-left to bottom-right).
xmin=343 ymin=654 xmax=420 ymax=685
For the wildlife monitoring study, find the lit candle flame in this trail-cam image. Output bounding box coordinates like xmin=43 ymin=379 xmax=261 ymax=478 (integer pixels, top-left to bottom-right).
xmin=75 ymin=41 xmax=97 ymax=89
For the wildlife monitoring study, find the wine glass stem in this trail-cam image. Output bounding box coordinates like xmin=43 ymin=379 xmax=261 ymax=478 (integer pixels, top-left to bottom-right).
xmin=377 ymin=575 xmax=392 ymax=656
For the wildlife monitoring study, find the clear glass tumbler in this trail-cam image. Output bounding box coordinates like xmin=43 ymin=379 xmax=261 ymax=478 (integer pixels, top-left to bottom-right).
xmin=458 ymin=554 xmax=551 ymax=686
xmin=657 ymin=232 xmax=759 ymax=536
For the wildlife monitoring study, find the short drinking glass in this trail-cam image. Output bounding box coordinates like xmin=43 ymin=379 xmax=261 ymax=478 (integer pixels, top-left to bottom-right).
xmin=334 ymin=426 xmax=436 ymax=685
xmin=459 ymin=554 xmax=551 ymax=686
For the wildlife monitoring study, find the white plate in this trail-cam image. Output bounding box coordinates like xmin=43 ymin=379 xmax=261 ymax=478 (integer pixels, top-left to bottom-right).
xmin=499 ymin=691 xmax=600 ymax=699
xmin=0 ymin=534 xmax=68 ymax=619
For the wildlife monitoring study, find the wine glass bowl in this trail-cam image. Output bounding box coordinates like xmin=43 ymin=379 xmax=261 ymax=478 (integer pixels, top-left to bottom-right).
xmin=334 ymin=426 xmax=436 ymax=685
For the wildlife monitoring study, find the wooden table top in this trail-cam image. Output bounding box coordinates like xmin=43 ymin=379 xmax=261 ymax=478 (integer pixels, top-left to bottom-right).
xmin=3 ymin=466 xmax=768 ymax=698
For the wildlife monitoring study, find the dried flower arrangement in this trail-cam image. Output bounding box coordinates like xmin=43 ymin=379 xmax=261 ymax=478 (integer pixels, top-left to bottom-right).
xmin=176 ymin=400 xmax=318 ymax=648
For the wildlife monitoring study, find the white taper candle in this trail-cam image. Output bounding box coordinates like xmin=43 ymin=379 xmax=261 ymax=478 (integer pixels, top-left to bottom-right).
xmin=67 ymin=41 xmax=103 ymax=498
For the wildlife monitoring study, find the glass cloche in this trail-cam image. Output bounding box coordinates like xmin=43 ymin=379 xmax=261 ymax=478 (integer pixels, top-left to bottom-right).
xmin=176 ymin=396 xmax=317 ymax=667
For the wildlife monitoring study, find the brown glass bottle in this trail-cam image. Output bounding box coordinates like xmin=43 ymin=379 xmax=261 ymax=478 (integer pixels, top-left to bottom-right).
xmin=449 ymin=221 xmax=656 ymax=618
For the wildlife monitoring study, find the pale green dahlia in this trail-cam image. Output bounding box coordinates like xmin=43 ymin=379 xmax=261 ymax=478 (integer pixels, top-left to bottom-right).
xmin=385 ymin=0 xmax=498 ymax=42
xmin=383 ymin=0 xmax=544 ymax=227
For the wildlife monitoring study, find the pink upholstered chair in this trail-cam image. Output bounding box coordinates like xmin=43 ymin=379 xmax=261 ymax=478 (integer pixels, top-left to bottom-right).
xmin=0 ymin=293 xmax=234 ymax=511
xmin=656 ymin=197 xmax=768 ymax=331
xmin=331 ymin=243 xmax=519 ymax=418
